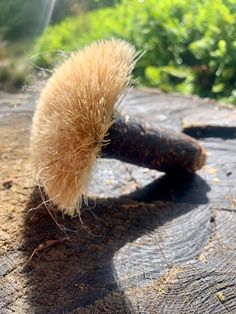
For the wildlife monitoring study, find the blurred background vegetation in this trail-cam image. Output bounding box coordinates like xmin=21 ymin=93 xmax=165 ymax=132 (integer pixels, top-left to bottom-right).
xmin=1 ymin=0 xmax=236 ymax=104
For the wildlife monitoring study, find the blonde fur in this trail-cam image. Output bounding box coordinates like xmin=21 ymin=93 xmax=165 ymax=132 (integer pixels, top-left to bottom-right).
xmin=30 ymin=39 xmax=136 ymax=215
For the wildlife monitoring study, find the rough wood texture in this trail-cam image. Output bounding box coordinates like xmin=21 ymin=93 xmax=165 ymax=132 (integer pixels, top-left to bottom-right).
xmin=103 ymin=116 xmax=206 ymax=172
xmin=0 ymin=87 xmax=236 ymax=314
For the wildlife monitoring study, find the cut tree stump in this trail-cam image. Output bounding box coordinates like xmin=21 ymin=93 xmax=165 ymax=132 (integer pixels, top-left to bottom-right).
xmin=0 ymin=87 xmax=236 ymax=314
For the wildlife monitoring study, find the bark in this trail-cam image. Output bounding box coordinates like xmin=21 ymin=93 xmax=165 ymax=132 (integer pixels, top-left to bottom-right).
xmin=103 ymin=116 xmax=206 ymax=173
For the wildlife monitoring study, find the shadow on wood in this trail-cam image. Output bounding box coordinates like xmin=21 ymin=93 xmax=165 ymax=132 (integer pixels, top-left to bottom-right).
xmin=1 ymin=88 xmax=236 ymax=313
xmin=22 ymin=172 xmax=210 ymax=313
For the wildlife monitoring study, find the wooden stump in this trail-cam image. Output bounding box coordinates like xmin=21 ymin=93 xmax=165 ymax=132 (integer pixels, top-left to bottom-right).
xmin=0 ymin=88 xmax=236 ymax=313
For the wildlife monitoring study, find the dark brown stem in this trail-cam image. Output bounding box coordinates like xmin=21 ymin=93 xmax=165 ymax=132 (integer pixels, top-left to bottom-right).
xmin=102 ymin=116 xmax=206 ymax=173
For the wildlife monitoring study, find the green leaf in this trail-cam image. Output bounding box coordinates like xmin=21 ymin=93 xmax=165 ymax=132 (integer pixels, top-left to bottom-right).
xmin=160 ymin=65 xmax=190 ymax=78
xmin=212 ymin=83 xmax=225 ymax=93
xmin=145 ymin=66 xmax=161 ymax=83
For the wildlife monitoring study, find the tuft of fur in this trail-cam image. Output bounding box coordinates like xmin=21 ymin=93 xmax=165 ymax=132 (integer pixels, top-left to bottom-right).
xmin=30 ymin=39 xmax=136 ymax=215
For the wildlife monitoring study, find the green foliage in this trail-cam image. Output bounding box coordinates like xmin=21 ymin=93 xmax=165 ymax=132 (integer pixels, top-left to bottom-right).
xmin=33 ymin=0 xmax=236 ymax=103
xmin=0 ymin=0 xmax=83 ymax=41
xmin=0 ymin=0 xmax=46 ymax=40
xmin=0 ymin=0 xmax=120 ymax=41
xmin=81 ymin=0 xmax=120 ymax=10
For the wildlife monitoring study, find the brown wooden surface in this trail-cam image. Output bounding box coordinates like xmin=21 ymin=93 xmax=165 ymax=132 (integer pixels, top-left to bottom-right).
xmin=0 ymin=87 xmax=236 ymax=313
xmin=103 ymin=116 xmax=206 ymax=172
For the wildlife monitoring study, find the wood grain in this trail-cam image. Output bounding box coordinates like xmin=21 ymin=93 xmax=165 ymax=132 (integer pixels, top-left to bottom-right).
xmin=0 ymin=88 xmax=236 ymax=313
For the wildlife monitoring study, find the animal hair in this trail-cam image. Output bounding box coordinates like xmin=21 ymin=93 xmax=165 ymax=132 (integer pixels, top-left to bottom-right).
xmin=30 ymin=39 xmax=136 ymax=216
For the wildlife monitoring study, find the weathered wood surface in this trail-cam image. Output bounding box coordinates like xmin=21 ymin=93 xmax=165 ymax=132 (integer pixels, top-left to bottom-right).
xmin=0 ymin=87 xmax=236 ymax=314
